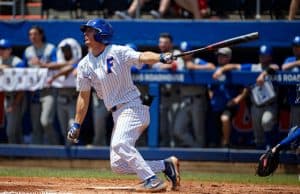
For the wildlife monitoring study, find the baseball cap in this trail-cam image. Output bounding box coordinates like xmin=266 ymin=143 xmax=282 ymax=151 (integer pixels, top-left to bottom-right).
xmin=180 ymin=41 xmax=192 ymax=52
xmin=0 ymin=38 xmax=12 ymax=49
xmin=259 ymin=45 xmax=272 ymax=56
xmin=292 ymin=36 xmax=300 ymax=47
xmin=216 ymin=47 xmax=232 ymax=57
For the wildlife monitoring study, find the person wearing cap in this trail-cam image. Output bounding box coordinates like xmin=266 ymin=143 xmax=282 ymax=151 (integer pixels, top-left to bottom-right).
xmin=46 ymin=38 xmax=82 ymax=145
xmin=173 ymin=41 xmax=215 ymax=147
xmin=282 ymin=36 xmax=300 ymax=128
xmin=0 ymin=38 xmax=24 ymax=143
xmin=209 ymin=47 xmax=247 ymax=147
xmin=213 ymin=45 xmax=279 ymax=149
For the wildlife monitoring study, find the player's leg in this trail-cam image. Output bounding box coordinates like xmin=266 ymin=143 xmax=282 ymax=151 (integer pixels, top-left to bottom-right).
xmin=110 ymin=103 xmax=180 ymax=190
xmin=220 ymin=110 xmax=232 ymax=147
xmin=110 ymin=104 xmax=167 ymax=191
xmin=30 ymin=102 xmax=43 ymax=144
xmin=173 ymin=102 xmax=195 ymax=147
xmin=40 ymin=94 xmax=59 ymax=145
xmin=251 ymin=105 xmax=265 ymax=148
xmin=192 ymin=96 xmax=207 ymax=147
xmin=262 ymin=105 xmax=278 ymax=147
xmin=290 ymin=106 xmax=300 ymax=127
xmin=5 ymin=97 xmax=23 ymax=143
xmin=57 ymin=102 xmax=68 ymax=141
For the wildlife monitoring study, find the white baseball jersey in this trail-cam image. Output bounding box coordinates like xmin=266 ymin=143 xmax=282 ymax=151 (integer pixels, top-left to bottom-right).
xmin=77 ymin=44 xmax=165 ymax=181
xmin=77 ymin=44 xmax=144 ymax=110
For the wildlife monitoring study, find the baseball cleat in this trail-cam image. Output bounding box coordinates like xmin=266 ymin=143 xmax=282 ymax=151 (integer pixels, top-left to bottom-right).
xmin=163 ymin=156 xmax=180 ymax=190
xmin=135 ymin=176 xmax=167 ymax=193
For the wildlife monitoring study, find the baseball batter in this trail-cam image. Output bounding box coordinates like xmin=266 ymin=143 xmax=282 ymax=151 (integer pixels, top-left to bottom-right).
xmin=67 ymin=18 xmax=180 ymax=192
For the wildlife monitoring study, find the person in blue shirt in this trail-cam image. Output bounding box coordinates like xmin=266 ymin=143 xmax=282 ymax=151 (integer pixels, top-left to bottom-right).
xmin=0 ymin=38 xmax=24 ymax=144
xmin=22 ymin=26 xmax=59 ymax=145
xmin=213 ymin=45 xmax=279 ymax=149
xmin=282 ymin=36 xmax=300 ymax=128
xmin=173 ymin=41 xmax=215 ymax=147
xmin=210 ymin=47 xmax=246 ymax=147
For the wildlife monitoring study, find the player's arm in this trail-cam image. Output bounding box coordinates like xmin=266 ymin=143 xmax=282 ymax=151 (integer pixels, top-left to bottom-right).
xmin=47 ymin=64 xmax=76 ymax=84
xmin=187 ymin=61 xmax=215 ymax=70
xmin=256 ymin=64 xmax=279 ymax=85
xmin=227 ymin=88 xmax=249 ymax=107
xmin=75 ymin=91 xmax=90 ymax=124
xmin=139 ymin=51 xmax=172 ymax=66
xmin=212 ymin=63 xmax=241 ymax=79
xmin=281 ymin=59 xmax=300 ymax=70
xmin=67 ymin=90 xmax=91 ymax=143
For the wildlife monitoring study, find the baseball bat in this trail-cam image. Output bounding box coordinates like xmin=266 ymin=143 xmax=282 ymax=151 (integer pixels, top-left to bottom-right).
xmin=173 ymin=32 xmax=259 ymax=58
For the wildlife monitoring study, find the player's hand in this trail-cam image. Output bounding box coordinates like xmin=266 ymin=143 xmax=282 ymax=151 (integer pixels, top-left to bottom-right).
xmin=256 ymin=72 xmax=266 ymax=86
xmin=212 ymin=68 xmax=223 ymax=80
xmin=159 ymin=53 xmax=173 ymax=64
xmin=67 ymin=123 xmax=81 ymax=143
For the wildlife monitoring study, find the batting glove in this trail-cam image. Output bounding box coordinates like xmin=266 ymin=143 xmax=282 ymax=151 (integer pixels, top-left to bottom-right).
xmin=159 ymin=53 xmax=173 ymax=64
xmin=67 ymin=123 xmax=81 ymax=143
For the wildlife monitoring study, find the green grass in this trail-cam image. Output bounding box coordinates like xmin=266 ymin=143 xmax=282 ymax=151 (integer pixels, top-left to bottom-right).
xmin=0 ymin=167 xmax=299 ymax=185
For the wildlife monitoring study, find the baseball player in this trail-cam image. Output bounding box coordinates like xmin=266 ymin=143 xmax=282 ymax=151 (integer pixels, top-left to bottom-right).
xmin=67 ymin=18 xmax=180 ymax=192
xmin=209 ymin=47 xmax=243 ymax=147
xmin=152 ymin=33 xmax=183 ymax=147
xmin=21 ymin=26 xmax=59 ymax=145
xmin=213 ymin=45 xmax=279 ymax=148
xmin=282 ymin=36 xmax=300 ymax=128
xmin=256 ymin=125 xmax=300 ymax=177
xmin=47 ymin=38 xmax=82 ymax=144
xmin=0 ymin=38 xmax=24 ymax=143
xmin=173 ymin=41 xmax=215 ymax=147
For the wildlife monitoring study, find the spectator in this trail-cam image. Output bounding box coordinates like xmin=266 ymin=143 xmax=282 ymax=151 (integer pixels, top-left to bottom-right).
xmin=115 ymin=0 xmax=207 ymax=19
xmin=213 ymin=45 xmax=279 ymax=149
xmin=47 ymin=38 xmax=82 ymax=144
xmin=152 ymin=33 xmax=183 ymax=147
xmin=282 ymin=36 xmax=300 ymax=128
xmin=0 ymin=39 xmax=24 ymax=144
xmin=22 ymin=26 xmax=59 ymax=145
xmin=173 ymin=41 xmax=215 ymax=147
xmin=288 ymin=0 xmax=299 ymax=20
xmin=210 ymin=47 xmax=244 ymax=147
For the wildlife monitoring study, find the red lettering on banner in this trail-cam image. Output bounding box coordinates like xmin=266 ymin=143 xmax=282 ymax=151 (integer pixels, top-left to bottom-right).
xmin=232 ymin=99 xmax=253 ymax=132
xmin=278 ymin=110 xmax=290 ymax=132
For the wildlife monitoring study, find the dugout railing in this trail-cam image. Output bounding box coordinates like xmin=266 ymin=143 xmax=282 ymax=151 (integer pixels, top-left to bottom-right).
xmin=0 ymin=70 xmax=299 ymax=164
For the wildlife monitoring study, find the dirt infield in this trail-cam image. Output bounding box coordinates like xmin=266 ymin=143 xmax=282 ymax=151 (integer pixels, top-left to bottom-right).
xmin=0 ymin=176 xmax=299 ymax=194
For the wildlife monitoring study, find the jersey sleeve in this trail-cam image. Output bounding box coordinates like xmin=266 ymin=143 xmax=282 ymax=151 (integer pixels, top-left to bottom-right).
xmin=76 ymin=58 xmax=91 ymax=91
xmin=118 ymin=45 xmax=143 ymax=68
xmin=283 ymin=57 xmax=295 ymax=64
xmin=49 ymin=47 xmax=57 ymax=62
xmin=240 ymin=63 xmax=252 ymax=71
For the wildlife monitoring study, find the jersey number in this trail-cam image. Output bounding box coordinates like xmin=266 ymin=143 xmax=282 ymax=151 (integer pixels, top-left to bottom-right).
xmin=106 ymin=57 xmax=114 ymax=74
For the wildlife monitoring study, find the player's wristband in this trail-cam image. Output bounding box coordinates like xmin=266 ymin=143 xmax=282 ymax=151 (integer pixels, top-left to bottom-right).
xmin=159 ymin=53 xmax=165 ymax=63
xmin=72 ymin=122 xmax=81 ymax=129
xmin=265 ymin=67 xmax=276 ymax=75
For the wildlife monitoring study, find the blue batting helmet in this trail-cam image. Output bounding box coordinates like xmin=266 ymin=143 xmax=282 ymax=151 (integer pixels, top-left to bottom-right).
xmin=259 ymin=45 xmax=272 ymax=56
xmin=0 ymin=38 xmax=12 ymax=49
xmin=292 ymin=36 xmax=300 ymax=47
xmin=180 ymin=41 xmax=192 ymax=52
xmin=80 ymin=18 xmax=113 ymax=45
